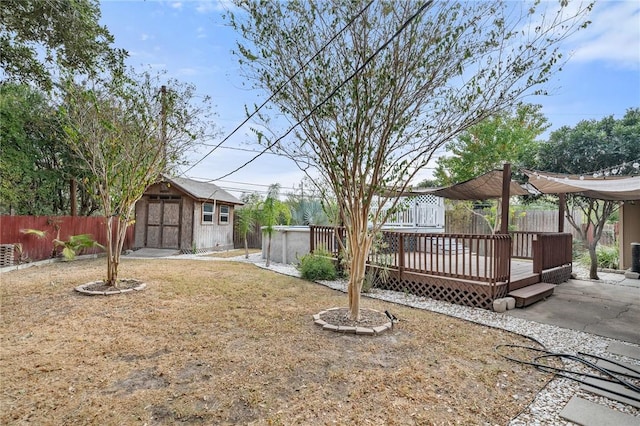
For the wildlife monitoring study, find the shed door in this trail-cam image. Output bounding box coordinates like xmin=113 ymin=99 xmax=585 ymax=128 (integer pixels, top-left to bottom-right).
xmin=146 ymin=196 xmax=182 ymax=249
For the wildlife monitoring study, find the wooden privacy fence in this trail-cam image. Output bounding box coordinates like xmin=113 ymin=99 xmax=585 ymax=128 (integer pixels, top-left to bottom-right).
xmin=233 ymin=217 xmax=262 ymax=250
xmin=446 ymin=208 xmax=591 ymax=238
xmin=0 ymin=216 xmax=134 ymax=265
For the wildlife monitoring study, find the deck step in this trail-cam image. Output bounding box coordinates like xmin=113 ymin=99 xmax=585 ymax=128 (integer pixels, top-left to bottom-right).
xmin=508 ymin=282 xmax=556 ymax=308
xmin=509 ymin=274 xmax=541 ymax=291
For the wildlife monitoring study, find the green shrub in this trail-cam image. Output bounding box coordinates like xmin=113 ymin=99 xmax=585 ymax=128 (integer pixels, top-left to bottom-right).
xmin=578 ymin=244 xmax=619 ymax=270
xmin=362 ymin=265 xmax=390 ymax=293
xmin=297 ymin=249 xmax=337 ymax=281
xmin=572 ymin=239 xmax=585 ymax=261
xmin=595 ymin=244 xmax=619 ymax=269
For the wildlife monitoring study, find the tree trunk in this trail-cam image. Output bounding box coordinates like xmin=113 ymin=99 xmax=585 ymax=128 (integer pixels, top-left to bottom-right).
xmin=588 ymin=243 xmax=599 ymax=280
xmin=347 ymin=229 xmax=373 ymax=321
xmin=266 ymin=234 xmax=272 ymax=267
xmin=244 ymin=236 xmax=249 ymax=259
xmin=106 ymin=215 xmax=116 ymax=287
xmin=70 ymin=179 xmax=77 ymax=216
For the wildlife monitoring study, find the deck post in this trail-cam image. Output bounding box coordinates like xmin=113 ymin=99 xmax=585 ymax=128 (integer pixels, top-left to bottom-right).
xmin=500 ymin=163 xmax=511 ymax=235
xmin=398 ymin=233 xmax=405 ymax=279
xmin=309 ymin=225 xmax=315 ymax=253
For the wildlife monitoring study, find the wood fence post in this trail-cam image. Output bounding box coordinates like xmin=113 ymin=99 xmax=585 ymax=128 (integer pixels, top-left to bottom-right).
xmin=309 ymin=225 xmax=315 ymax=253
xmin=398 ymin=233 xmax=404 ymax=279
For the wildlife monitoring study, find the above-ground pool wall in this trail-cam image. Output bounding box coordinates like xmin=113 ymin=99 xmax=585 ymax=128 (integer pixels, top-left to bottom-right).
xmin=261 ymin=226 xmax=445 ymax=264
xmin=261 ymin=226 xmax=311 ymax=264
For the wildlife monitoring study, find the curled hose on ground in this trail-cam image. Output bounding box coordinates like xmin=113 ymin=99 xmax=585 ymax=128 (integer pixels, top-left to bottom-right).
xmin=495 ymin=344 xmax=640 ymax=403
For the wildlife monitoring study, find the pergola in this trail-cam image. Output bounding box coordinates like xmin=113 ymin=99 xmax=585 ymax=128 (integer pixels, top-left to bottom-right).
xmin=524 ymin=170 xmax=640 ymax=201
xmin=524 ymin=170 xmax=640 ymax=271
xmin=310 ymin=164 xmax=639 ymax=309
xmin=392 ymin=165 xmax=640 ymax=234
xmin=387 ymin=164 xmax=528 ymax=234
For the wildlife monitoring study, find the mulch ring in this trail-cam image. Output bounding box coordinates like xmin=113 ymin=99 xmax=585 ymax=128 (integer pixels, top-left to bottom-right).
xmin=315 ymin=307 xmax=394 ymax=335
xmin=75 ymin=278 xmax=146 ymax=295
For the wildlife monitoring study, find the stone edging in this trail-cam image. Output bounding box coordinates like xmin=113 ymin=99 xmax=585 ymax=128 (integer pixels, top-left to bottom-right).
xmin=313 ymin=307 xmax=393 ymax=335
xmin=75 ymin=280 xmax=146 ymax=296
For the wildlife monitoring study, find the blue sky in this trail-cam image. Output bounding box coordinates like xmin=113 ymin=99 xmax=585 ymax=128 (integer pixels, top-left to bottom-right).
xmin=99 ymin=0 xmax=640 ymax=198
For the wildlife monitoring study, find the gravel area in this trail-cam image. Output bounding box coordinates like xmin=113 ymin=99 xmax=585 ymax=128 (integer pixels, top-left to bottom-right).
xmin=166 ymin=251 xmax=640 ymax=424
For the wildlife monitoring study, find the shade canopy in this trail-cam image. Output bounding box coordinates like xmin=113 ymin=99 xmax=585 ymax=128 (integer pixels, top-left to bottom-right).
xmin=388 ymin=169 xmax=529 ymax=200
xmin=523 ymin=170 xmax=640 ymax=201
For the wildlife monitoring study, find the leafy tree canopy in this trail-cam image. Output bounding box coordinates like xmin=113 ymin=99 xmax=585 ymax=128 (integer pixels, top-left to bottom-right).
xmin=0 ymin=82 xmax=99 ymax=215
xmin=537 ymin=108 xmax=640 ymax=175
xmin=434 ymin=104 xmax=549 ymax=186
xmin=0 ymin=0 xmax=126 ymax=91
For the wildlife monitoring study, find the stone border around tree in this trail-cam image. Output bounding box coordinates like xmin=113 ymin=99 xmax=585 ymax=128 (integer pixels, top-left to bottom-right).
xmin=75 ymin=279 xmax=146 ymax=296
xmin=313 ymin=307 xmax=393 ymax=335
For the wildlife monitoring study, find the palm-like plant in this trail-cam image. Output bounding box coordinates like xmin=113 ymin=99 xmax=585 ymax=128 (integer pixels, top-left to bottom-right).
xmin=235 ymin=205 xmax=257 ymax=259
xmin=20 ymin=228 xmax=103 ymax=260
xmin=290 ymin=199 xmax=329 ymax=225
xmin=259 ymin=184 xmax=291 ymax=267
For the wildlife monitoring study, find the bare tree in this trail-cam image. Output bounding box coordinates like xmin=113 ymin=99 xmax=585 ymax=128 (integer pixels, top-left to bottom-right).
xmin=230 ymin=0 xmax=592 ymax=319
xmin=61 ymin=70 xmax=217 ymax=286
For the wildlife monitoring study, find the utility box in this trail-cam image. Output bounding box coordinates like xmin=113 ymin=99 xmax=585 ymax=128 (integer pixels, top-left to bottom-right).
xmin=632 ymin=242 xmax=640 ymax=273
xmin=0 ymin=244 xmax=14 ymax=267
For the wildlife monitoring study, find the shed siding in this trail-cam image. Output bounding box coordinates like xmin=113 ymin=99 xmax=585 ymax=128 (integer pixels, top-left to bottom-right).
xmin=180 ymin=197 xmax=195 ymax=250
xmin=193 ymin=202 xmax=235 ymax=251
xmin=134 ymin=197 xmax=148 ymax=248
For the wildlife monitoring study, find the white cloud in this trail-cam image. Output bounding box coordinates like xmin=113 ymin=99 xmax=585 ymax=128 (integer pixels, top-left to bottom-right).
xmin=140 ymin=33 xmax=150 ymax=41
xmin=568 ymin=1 xmax=640 ymax=69
xmin=171 ymin=2 xmax=183 ymax=10
xmin=196 ymin=27 xmax=207 ymax=39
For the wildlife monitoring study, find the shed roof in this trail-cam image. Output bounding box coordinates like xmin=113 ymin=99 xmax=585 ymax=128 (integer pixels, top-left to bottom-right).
xmin=162 ymin=175 xmax=243 ymax=205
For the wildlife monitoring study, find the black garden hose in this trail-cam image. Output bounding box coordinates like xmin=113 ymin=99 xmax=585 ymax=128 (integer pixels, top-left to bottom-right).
xmin=495 ymin=344 xmax=640 ymax=403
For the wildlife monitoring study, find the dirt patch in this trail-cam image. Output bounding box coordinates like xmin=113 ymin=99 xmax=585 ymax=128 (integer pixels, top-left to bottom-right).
xmin=74 ymin=278 xmax=146 ymax=296
xmin=1 ymin=258 xmax=552 ymax=424
xmin=108 ymin=368 xmax=169 ymax=395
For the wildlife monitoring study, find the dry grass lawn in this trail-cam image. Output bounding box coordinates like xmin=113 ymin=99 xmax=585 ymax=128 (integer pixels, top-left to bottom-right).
xmin=1 ymin=258 xmax=551 ymax=425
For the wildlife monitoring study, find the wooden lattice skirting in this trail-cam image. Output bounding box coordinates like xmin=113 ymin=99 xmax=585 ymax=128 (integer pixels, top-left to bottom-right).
xmin=374 ymin=269 xmax=508 ymax=310
xmin=541 ymin=264 xmax=572 ymax=284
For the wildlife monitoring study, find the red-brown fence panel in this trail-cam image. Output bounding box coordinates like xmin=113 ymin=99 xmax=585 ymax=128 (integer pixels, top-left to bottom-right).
xmin=0 ymin=216 xmax=134 ymax=264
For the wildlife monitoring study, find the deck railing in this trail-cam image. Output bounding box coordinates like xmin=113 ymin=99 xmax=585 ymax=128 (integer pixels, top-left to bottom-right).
xmin=532 ymin=233 xmax=573 ymax=273
xmin=310 ymin=226 xmax=511 ymax=284
xmin=309 ymin=225 xmax=345 ymax=258
xmin=371 ymin=232 xmax=511 ymax=284
xmin=511 ymin=231 xmax=536 ymax=259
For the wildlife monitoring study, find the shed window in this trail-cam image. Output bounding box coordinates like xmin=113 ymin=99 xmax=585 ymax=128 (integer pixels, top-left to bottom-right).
xmin=219 ymin=205 xmax=230 ymax=224
xmin=203 ymin=203 xmax=214 ymax=223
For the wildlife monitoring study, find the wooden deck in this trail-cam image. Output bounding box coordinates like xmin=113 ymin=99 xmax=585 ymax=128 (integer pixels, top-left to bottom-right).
xmin=369 ymin=253 xmax=544 ymax=309
xmin=310 ymin=226 xmax=573 ymax=310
